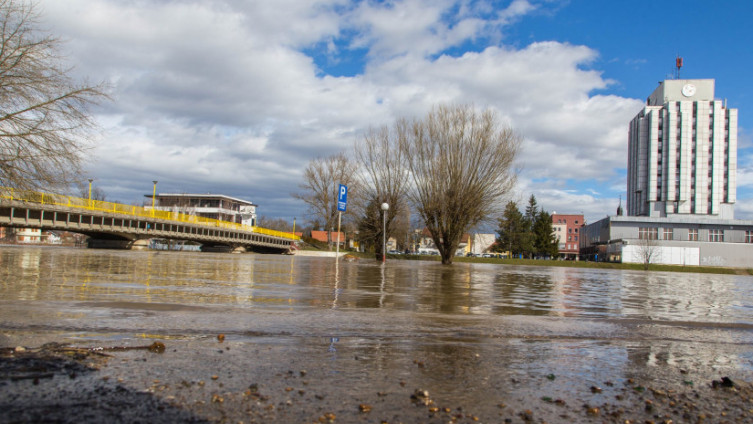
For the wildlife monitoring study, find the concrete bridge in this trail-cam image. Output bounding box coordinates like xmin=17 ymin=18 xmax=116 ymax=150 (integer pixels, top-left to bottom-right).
xmin=0 ymin=189 xmax=298 ymax=253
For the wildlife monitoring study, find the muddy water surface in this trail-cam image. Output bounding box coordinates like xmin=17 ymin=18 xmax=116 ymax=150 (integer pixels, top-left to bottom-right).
xmin=1 ymin=246 xmax=752 ymax=422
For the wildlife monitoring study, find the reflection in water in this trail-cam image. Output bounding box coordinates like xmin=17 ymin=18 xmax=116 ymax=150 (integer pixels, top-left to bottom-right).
xmin=1 ymin=248 xmax=752 ymax=324
xmin=2 ymin=248 xmax=752 ymax=324
xmin=491 ymin=268 xmax=556 ymax=316
xmin=379 ymin=262 xmax=385 ymax=308
xmin=332 ymin=255 xmax=339 ymax=309
xmin=1 ymin=247 xmax=752 ymax=389
xmin=328 ymin=337 xmax=339 ymax=353
xmin=20 ymin=249 xmax=41 ymax=272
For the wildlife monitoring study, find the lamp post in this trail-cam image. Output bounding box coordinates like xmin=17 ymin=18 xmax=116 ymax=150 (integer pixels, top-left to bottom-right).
xmin=87 ymin=178 xmax=93 ymax=207
xmin=151 ymin=180 xmax=158 ymax=217
xmin=381 ymin=202 xmax=389 ymax=263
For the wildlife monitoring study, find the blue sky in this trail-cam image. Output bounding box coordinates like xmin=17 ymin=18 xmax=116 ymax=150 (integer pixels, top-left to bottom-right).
xmin=38 ymin=0 xmax=753 ymax=224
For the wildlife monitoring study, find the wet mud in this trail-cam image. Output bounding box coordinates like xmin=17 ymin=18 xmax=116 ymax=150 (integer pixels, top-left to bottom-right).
xmin=2 ymin=336 xmax=752 ymax=423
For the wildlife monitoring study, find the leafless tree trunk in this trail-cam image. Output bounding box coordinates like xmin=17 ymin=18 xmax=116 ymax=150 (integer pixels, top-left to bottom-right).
xmin=352 ymin=120 xmax=411 ymax=260
xmin=392 ymin=205 xmax=411 ymax=251
xmin=400 ymin=104 xmax=520 ymax=264
xmin=0 ymin=0 xmax=107 ymax=192
xmin=293 ymin=153 xmax=357 ymax=250
xmin=636 ymin=237 xmax=659 ymax=271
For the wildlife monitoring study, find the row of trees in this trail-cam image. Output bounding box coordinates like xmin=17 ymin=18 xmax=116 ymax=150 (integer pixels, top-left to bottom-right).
xmin=295 ymin=104 xmax=521 ymax=264
xmin=495 ymin=195 xmax=558 ymax=259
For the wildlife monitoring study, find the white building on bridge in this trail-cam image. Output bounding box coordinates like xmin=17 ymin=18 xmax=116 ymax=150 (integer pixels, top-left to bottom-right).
xmin=148 ymin=193 xmax=257 ymax=227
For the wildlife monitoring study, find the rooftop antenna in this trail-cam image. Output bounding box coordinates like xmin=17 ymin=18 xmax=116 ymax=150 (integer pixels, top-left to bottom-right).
xmin=675 ymin=55 xmax=683 ymax=79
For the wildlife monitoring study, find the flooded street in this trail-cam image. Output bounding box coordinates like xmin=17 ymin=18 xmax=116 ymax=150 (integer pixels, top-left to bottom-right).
xmin=2 ymin=246 xmax=753 ymax=423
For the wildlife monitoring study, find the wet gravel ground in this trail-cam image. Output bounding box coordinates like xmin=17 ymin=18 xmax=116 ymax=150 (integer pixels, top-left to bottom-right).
xmin=2 ymin=336 xmax=753 ymax=424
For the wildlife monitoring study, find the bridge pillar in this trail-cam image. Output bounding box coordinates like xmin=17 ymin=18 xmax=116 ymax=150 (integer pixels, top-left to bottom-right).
xmin=131 ymin=239 xmax=151 ymax=250
xmin=88 ymin=238 xmax=134 ymax=250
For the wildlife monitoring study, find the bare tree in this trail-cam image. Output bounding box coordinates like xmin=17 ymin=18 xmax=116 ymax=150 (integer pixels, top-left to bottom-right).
xmin=0 ymin=0 xmax=106 ymax=192
xmin=635 ymin=236 xmax=660 ymax=271
xmin=352 ymin=120 xmax=411 ymax=259
xmin=293 ymin=153 xmax=357 ymax=249
xmin=256 ymin=216 xmax=294 ymax=232
xmin=77 ymin=182 xmax=106 ymax=201
xmin=400 ymin=104 xmax=520 ymax=264
xmin=392 ymin=204 xmax=412 ymax=250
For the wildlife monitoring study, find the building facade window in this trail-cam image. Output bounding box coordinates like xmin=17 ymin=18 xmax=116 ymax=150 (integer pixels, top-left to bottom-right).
xmin=688 ymin=228 xmax=698 ymax=241
xmin=639 ymin=227 xmax=658 ymax=240
xmin=746 ymin=231 xmax=753 ymax=243
xmin=708 ymin=229 xmax=724 ymax=242
xmin=663 ymin=228 xmax=673 ymax=240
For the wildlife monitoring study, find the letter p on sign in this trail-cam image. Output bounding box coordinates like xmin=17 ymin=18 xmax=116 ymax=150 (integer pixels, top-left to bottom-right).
xmin=337 ymin=184 xmax=348 ymax=212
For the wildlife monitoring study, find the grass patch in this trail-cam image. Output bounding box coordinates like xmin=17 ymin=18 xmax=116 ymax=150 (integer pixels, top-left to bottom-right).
xmin=379 ymin=254 xmax=751 ymax=275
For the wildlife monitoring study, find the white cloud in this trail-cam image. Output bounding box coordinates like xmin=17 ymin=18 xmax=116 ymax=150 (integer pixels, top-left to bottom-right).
xmin=509 ymin=180 xmax=618 ymax=224
xmin=734 ymin=198 xmax=753 ymax=221
xmin=366 ymin=42 xmax=644 ymax=182
xmin=38 ymin=0 xmax=651 ymax=220
xmin=738 ymin=155 xmax=753 ymax=186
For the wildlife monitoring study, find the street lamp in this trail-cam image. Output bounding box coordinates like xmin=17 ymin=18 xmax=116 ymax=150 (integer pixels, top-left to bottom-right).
xmin=87 ymin=178 xmax=93 ymax=206
xmin=151 ymin=180 xmax=158 ymax=217
xmin=381 ymin=202 xmax=389 ymax=263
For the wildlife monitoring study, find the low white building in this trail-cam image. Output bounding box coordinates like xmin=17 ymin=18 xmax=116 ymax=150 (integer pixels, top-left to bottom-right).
xmin=582 ymin=215 xmax=753 ymax=267
xmin=417 ymin=228 xmax=470 ymax=256
xmin=471 ymin=233 xmax=496 ymax=255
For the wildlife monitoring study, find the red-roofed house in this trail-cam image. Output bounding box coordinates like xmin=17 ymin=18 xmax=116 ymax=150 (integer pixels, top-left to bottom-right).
xmin=310 ymin=230 xmax=346 ymax=247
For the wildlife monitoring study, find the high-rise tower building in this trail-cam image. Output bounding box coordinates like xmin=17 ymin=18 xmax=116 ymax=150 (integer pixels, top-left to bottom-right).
xmin=627 ymin=79 xmax=737 ymax=218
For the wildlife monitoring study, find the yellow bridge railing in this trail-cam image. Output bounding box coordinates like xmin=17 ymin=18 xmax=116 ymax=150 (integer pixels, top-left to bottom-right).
xmin=0 ymin=187 xmax=300 ymax=241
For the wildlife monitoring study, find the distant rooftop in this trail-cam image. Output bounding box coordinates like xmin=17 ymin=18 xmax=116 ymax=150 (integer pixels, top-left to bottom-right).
xmin=647 ymin=79 xmax=715 ymax=105
xmin=144 ymin=193 xmax=257 ymax=206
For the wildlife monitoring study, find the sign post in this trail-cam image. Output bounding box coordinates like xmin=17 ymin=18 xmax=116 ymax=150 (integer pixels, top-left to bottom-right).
xmin=336 ymin=184 xmax=348 ymax=257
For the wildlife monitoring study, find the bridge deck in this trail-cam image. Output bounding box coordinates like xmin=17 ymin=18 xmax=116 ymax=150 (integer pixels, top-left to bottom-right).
xmin=0 ymin=188 xmax=298 ymax=252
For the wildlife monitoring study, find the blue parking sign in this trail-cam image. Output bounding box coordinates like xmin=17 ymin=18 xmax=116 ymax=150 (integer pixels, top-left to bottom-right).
xmin=337 ymin=184 xmax=348 ymax=211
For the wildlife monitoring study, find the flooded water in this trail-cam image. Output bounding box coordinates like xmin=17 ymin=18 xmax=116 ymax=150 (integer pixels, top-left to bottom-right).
xmin=2 ymin=246 xmax=751 ymax=336
xmin=2 ymin=246 xmax=753 ymax=422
